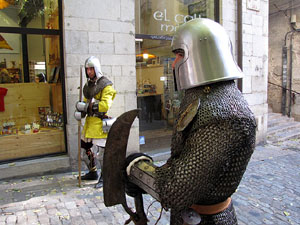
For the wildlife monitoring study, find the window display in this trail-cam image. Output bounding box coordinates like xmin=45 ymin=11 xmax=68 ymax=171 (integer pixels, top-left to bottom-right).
xmin=0 ymin=0 xmax=65 ymax=162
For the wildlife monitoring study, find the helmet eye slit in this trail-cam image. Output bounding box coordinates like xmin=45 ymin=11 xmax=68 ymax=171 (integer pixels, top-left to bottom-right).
xmin=173 ymin=49 xmax=185 ymax=56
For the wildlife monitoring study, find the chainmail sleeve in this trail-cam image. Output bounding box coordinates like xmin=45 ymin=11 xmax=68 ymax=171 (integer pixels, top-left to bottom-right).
xmin=154 ymin=80 xmax=256 ymax=212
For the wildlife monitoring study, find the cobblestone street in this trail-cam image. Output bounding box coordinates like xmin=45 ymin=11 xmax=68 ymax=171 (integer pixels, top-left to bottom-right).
xmin=0 ymin=143 xmax=299 ymax=225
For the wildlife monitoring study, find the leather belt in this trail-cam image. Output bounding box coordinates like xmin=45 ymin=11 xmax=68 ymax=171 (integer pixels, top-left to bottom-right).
xmin=191 ymin=198 xmax=231 ymax=215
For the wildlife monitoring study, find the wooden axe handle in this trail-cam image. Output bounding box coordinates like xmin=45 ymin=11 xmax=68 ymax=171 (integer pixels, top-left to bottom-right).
xmin=78 ymin=65 xmax=83 ymax=187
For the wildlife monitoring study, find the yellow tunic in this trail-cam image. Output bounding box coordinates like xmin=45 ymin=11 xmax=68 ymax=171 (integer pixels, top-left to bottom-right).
xmin=82 ymin=85 xmax=116 ymax=139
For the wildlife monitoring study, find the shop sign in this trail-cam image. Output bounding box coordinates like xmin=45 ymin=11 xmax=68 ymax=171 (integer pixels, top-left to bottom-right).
xmin=153 ymin=9 xmax=202 ymax=32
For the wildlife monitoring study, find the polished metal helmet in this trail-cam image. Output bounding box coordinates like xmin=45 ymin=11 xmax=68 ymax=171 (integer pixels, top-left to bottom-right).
xmin=85 ymin=56 xmax=103 ymax=79
xmin=171 ymin=18 xmax=243 ymax=90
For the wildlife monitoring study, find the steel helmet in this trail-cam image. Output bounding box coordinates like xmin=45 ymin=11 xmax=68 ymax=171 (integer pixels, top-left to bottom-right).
xmin=171 ymin=18 xmax=243 ymax=90
xmin=85 ymin=56 xmax=103 ymax=79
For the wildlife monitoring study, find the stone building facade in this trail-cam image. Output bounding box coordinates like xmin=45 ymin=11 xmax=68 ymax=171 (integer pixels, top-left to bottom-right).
xmin=269 ymin=2 xmax=300 ymax=121
xmin=0 ymin=0 xmax=269 ymax=178
xmin=63 ymin=0 xmax=269 ymax=170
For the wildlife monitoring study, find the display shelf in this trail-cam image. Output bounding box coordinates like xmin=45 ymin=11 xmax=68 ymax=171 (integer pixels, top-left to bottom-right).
xmin=0 ymin=128 xmax=65 ymax=161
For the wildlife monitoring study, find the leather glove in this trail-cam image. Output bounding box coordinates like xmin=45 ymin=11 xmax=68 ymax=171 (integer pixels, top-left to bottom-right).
xmin=124 ymin=153 xmax=153 ymax=198
xmin=75 ymin=101 xmax=89 ymax=112
xmin=74 ymin=110 xmax=86 ymax=121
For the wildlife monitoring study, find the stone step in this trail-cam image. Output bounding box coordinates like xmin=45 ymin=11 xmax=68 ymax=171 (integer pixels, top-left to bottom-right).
xmin=267 ymin=127 xmax=300 ymax=143
xmin=267 ymin=112 xmax=300 ymax=143
xmin=268 ymin=112 xmax=293 ymax=120
xmin=268 ymin=112 xmax=282 ymax=120
xmin=267 ymin=121 xmax=300 ymax=136
xmin=267 ymin=115 xmax=294 ymax=128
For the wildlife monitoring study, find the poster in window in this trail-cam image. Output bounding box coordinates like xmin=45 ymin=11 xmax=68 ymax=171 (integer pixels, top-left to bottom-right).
xmin=0 ymin=33 xmax=20 ymax=53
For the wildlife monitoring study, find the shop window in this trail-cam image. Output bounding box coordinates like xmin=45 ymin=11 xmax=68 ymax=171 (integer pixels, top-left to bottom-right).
xmin=0 ymin=0 xmax=65 ymax=162
xmin=0 ymin=0 xmax=58 ymax=29
xmin=135 ymin=0 xmax=219 ymax=152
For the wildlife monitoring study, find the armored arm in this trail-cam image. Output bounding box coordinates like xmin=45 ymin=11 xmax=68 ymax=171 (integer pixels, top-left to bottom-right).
xmin=76 ymin=84 xmax=116 ymax=117
xmin=76 ymin=101 xmax=89 ymax=112
xmin=126 ymin=119 xmax=256 ymax=212
xmin=126 ymin=154 xmax=160 ymax=201
xmin=75 ymin=100 xmax=99 ymax=114
xmin=74 ymin=110 xmax=87 ymax=121
xmin=74 ymin=99 xmax=88 ymax=121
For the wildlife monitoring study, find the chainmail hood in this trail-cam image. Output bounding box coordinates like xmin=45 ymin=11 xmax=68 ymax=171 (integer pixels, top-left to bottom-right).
xmin=83 ymin=76 xmax=113 ymax=100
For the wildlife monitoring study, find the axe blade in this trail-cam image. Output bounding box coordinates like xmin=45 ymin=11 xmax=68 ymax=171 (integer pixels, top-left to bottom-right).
xmin=103 ymin=109 xmax=140 ymax=207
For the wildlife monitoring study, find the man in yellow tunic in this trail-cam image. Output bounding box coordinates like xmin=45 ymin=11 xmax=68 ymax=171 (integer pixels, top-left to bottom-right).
xmin=75 ymin=56 xmax=116 ymax=188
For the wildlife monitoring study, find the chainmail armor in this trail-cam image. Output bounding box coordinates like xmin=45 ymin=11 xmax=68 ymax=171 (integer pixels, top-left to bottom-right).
xmin=154 ymin=80 xmax=256 ymax=224
xmin=83 ymin=76 xmax=112 ymax=100
xmin=171 ymin=201 xmax=238 ymax=225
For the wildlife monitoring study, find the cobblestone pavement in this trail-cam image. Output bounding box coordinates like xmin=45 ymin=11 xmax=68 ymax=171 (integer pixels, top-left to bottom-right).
xmin=0 ymin=144 xmax=299 ymax=225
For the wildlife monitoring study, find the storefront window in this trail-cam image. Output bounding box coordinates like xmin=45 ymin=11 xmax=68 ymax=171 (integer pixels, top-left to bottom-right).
xmin=0 ymin=0 xmax=58 ymax=29
xmin=0 ymin=0 xmax=65 ymax=162
xmin=135 ymin=0 xmax=219 ymax=152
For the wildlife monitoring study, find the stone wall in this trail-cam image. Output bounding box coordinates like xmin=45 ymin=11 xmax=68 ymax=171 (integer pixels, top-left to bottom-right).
xmin=222 ymin=0 xmax=269 ymax=144
xmin=269 ymin=6 xmax=300 ymax=121
xmin=63 ymin=0 xmax=138 ymax=170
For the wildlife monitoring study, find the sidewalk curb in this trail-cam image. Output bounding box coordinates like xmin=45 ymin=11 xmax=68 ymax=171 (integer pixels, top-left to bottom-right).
xmin=0 ymin=156 xmax=71 ymax=180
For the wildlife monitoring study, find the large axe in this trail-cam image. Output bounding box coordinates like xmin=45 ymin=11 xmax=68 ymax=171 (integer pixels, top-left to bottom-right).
xmin=103 ymin=109 xmax=148 ymax=225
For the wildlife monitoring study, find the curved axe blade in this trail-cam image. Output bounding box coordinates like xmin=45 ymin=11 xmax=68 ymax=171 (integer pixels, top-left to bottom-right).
xmin=103 ymin=109 xmax=140 ymax=207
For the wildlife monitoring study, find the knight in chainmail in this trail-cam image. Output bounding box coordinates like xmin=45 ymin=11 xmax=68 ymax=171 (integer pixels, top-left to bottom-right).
xmin=125 ymin=18 xmax=256 ymax=225
xmin=74 ymin=56 xmax=116 ymax=188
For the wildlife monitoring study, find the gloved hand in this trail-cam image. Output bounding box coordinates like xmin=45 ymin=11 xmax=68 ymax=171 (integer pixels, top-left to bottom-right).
xmin=124 ymin=153 xmax=153 ymax=197
xmin=75 ymin=101 xmax=89 ymax=112
xmin=74 ymin=110 xmax=87 ymax=121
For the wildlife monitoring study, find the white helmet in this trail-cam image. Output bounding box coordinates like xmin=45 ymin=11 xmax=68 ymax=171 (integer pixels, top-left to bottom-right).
xmin=85 ymin=56 xmax=103 ymax=79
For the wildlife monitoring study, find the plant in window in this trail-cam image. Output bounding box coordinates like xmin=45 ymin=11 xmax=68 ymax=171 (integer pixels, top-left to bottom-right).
xmin=14 ymin=0 xmax=44 ymax=27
